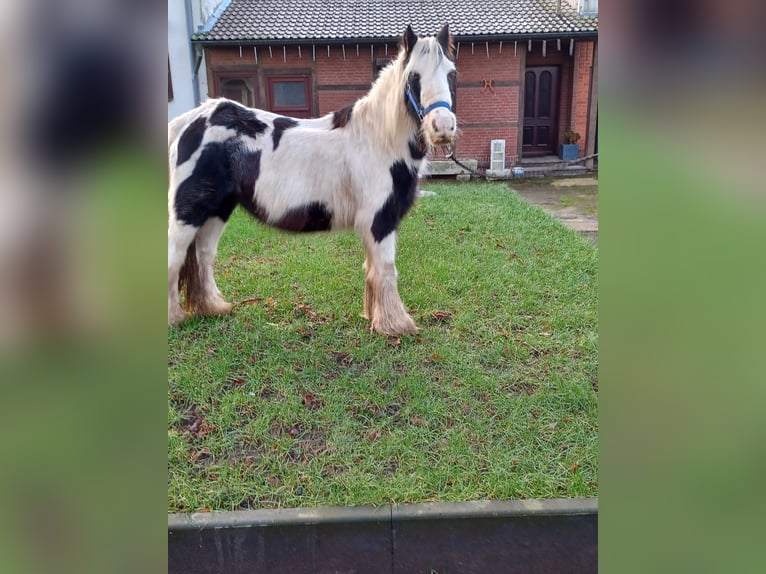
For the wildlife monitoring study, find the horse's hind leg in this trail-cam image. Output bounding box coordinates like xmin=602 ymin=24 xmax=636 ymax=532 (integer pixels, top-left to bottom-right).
xmin=193 ymin=216 xmax=233 ymax=316
xmin=168 ymin=220 xmax=198 ymax=326
xmin=359 ymin=230 xmax=418 ymax=336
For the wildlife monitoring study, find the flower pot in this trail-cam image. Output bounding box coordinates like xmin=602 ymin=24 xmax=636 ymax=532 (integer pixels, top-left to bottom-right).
xmin=559 ymin=143 xmax=579 ymax=160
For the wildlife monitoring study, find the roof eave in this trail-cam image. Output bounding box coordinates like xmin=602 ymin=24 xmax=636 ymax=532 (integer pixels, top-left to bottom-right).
xmin=191 ymin=30 xmax=598 ymax=47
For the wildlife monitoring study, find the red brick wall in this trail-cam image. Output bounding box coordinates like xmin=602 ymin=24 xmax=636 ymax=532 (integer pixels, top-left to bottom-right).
xmin=571 ymin=41 xmax=595 ymax=158
xmin=442 ymin=41 xmax=522 ymax=167
xmin=204 ymin=38 xmax=596 ymax=165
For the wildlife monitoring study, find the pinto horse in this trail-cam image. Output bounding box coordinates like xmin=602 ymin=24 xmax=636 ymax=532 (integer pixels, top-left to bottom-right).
xmin=167 ymin=25 xmax=457 ymax=335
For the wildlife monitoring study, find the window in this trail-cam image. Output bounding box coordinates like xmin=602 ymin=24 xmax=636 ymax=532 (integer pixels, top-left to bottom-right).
xmin=220 ymin=77 xmax=255 ymax=107
xmin=168 ymin=58 xmax=173 ymax=101
xmin=579 ymin=0 xmax=598 ymax=15
xmin=267 ymin=76 xmax=311 ymax=117
xmin=214 ymin=73 xmax=257 ymax=107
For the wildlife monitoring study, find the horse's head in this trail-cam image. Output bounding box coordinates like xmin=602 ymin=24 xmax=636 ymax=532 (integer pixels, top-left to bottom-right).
xmin=400 ymin=24 xmax=457 ymax=149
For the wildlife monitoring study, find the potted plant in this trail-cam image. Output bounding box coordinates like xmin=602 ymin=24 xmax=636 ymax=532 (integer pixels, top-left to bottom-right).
xmin=559 ymin=129 xmax=581 ymax=160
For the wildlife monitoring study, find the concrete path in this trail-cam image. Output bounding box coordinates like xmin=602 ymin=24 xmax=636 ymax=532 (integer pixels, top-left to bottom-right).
xmin=510 ymin=176 xmax=598 ymax=245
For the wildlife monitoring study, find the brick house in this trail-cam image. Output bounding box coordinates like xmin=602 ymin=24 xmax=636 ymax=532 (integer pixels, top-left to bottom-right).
xmin=190 ymin=0 xmax=598 ymax=171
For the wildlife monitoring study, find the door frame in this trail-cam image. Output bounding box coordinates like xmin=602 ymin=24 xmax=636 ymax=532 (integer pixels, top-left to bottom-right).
xmin=521 ymin=65 xmax=560 ymax=157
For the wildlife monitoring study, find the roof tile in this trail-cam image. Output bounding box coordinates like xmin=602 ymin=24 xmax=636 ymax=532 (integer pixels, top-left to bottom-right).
xmin=194 ymin=0 xmax=597 ymax=42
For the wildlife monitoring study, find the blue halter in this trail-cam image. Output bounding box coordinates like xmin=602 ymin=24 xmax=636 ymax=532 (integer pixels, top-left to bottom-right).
xmin=406 ymin=83 xmax=452 ymax=123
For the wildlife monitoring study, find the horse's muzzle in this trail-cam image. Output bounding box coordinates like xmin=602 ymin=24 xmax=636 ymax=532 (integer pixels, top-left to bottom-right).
xmin=425 ymin=109 xmax=457 ymax=146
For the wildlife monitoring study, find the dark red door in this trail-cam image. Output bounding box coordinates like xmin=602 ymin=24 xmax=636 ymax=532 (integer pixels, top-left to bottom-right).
xmin=522 ymin=66 xmax=559 ymax=156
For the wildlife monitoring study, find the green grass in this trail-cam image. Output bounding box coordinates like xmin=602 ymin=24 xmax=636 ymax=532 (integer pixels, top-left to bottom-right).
xmin=168 ymin=181 xmax=597 ymax=512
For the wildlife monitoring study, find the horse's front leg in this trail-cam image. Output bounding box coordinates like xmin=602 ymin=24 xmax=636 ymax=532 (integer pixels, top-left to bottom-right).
xmin=360 ymin=230 xmax=417 ymax=336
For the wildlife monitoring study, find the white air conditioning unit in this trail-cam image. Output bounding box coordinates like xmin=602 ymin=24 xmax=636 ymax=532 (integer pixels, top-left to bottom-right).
xmin=486 ymin=139 xmax=511 ymax=180
xmin=490 ymin=139 xmax=506 ymax=171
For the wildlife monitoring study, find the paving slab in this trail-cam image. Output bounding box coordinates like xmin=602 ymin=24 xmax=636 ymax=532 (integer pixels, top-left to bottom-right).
xmin=552 ymin=177 xmax=599 ymax=187
xmin=510 ymin=177 xmax=598 ymax=245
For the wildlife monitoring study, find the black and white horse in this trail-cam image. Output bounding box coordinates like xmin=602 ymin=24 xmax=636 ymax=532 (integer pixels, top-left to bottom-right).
xmin=168 ymin=25 xmax=457 ymax=335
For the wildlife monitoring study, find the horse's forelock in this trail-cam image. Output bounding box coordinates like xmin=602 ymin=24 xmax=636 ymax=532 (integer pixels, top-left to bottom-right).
xmin=403 ymin=37 xmax=453 ymax=76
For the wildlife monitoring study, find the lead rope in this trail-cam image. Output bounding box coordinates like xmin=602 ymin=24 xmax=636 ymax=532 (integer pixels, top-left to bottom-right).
xmin=444 ymin=146 xmax=487 ymax=179
xmin=444 ymin=147 xmax=599 ymax=179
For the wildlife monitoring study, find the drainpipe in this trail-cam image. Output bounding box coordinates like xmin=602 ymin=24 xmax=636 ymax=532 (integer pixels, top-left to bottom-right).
xmin=184 ymin=0 xmax=201 ymax=106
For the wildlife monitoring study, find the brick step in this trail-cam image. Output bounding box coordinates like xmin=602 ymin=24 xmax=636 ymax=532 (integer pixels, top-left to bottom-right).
xmin=519 ymin=165 xmax=587 ymax=177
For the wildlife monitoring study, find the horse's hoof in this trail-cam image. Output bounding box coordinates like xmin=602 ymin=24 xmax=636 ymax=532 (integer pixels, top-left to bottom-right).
xmin=199 ymin=300 xmax=233 ymax=317
xmin=370 ymin=314 xmax=418 ymax=336
xmin=168 ymin=308 xmax=189 ymax=326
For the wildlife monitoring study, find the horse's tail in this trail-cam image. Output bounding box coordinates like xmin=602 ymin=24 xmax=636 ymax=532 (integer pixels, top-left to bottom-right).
xmin=177 ymin=238 xmax=205 ymax=314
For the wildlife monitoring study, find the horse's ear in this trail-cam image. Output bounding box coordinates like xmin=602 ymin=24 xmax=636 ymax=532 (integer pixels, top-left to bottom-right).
xmin=436 ymin=23 xmax=455 ymax=58
xmin=402 ymin=25 xmax=418 ymax=56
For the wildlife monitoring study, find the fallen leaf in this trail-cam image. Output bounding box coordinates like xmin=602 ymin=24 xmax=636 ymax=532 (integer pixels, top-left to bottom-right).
xmin=189 ymin=448 xmax=210 ymax=463
xmin=294 ymin=303 xmax=318 ymax=319
xmin=409 ymin=416 xmax=427 ymax=426
xmin=330 ymin=351 xmax=354 ymax=366
xmin=289 ymin=426 xmax=301 ymax=438
xmin=366 ymin=430 xmax=381 ymax=441
xmin=569 ymin=462 xmax=580 ymax=472
xmin=431 ymin=311 xmax=452 ymax=321
xmin=425 ymin=353 xmax=443 ymax=363
xmin=302 ymin=392 xmax=323 ymax=411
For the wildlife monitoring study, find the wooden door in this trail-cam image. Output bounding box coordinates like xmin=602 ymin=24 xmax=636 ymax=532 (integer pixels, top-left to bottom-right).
xmin=522 ymin=66 xmax=559 ymax=156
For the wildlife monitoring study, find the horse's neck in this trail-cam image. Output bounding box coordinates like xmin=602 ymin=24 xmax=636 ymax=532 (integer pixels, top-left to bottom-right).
xmin=353 ymin=66 xmax=417 ymax=159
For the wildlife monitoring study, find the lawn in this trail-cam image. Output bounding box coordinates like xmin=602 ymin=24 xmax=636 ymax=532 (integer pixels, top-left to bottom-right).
xmin=168 ymin=181 xmax=598 ymax=512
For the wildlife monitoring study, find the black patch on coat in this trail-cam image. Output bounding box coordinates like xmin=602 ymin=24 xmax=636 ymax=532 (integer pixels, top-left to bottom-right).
xmin=176 ymin=116 xmax=207 ymax=166
xmin=209 ymin=101 xmax=268 ymax=139
xmin=408 ymin=133 xmax=427 ymax=160
xmin=231 ymin=149 xmax=268 ymax=222
xmin=274 ymin=202 xmax=333 ymax=232
xmin=436 ymin=24 xmax=455 ymax=61
xmin=272 ymin=117 xmax=298 ymax=151
xmin=400 ymin=25 xmax=418 ymax=65
xmin=174 ymin=141 xmax=239 ymax=227
xmin=371 ymin=161 xmax=419 ymax=242
xmin=404 ymin=73 xmax=422 ymax=123
xmin=332 ymin=105 xmax=354 ymax=129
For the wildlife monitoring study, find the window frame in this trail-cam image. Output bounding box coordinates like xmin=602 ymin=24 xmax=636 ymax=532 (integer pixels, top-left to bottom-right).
xmin=265 ymin=74 xmax=312 ymax=117
xmin=213 ymin=71 xmax=259 ymax=108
